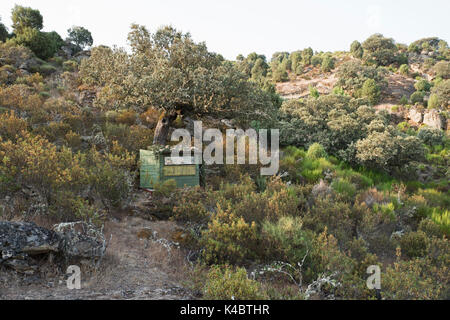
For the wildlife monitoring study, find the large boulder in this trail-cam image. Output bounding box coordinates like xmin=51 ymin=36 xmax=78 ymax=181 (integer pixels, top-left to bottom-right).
xmin=423 ymin=109 xmax=445 ymax=130
xmin=408 ymin=108 xmax=423 ymax=123
xmin=0 ymin=222 xmax=61 ymax=274
xmin=54 ymin=222 xmax=106 ymax=261
xmin=0 ymin=221 xmax=105 ymax=274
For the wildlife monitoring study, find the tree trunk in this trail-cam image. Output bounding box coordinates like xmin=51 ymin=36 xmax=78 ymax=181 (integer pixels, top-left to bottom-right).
xmin=153 ymin=111 xmax=177 ymax=146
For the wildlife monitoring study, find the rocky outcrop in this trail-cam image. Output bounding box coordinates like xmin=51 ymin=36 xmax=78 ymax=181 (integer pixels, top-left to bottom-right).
xmin=423 ymin=109 xmax=445 ymax=130
xmin=407 ymin=108 xmax=446 ymax=130
xmin=0 ymin=221 xmax=106 ymax=274
xmin=0 ymin=222 xmax=61 ymax=274
xmin=408 ymin=108 xmax=423 ymax=124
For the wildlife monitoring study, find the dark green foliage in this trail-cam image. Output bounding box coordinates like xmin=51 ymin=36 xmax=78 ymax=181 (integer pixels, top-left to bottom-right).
xmin=410 ymin=91 xmax=425 ymax=104
xmin=67 ymin=26 xmax=93 ymax=51
xmin=336 ymin=60 xmax=386 ymax=96
xmin=362 ymin=34 xmax=397 ymax=66
xmin=430 ymin=79 xmax=449 ymax=107
xmin=414 ymin=79 xmax=431 ymax=92
xmin=11 ymin=5 xmax=43 ymax=33
xmin=361 ymin=79 xmax=380 ymax=105
xmin=0 ymin=17 xmax=8 ymax=42
xmin=350 ymin=40 xmax=363 ymax=58
xmin=10 ymin=28 xmax=63 ymax=60
xmin=322 ymin=54 xmax=335 ymax=72
xmin=417 ymin=127 xmax=444 ymax=146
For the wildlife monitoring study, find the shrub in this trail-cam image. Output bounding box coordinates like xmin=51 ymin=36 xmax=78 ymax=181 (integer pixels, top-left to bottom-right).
xmin=337 ymin=60 xmax=386 ymax=95
xmin=116 ymin=110 xmax=137 ymax=125
xmin=89 ymin=148 xmax=135 ymax=208
xmin=362 ymin=34 xmax=397 ymax=66
xmin=383 ymin=258 xmax=444 ymax=299
xmin=203 ymin=265 xmax=265 ymax=300
xmin=262 ymin=216 xmax=312 ymax=264
xmin=399 ymin=231 xmax=429 ymax=258
xmin=417 ymin=127 xmax=444 ymax=146
xmin=309 ymin=86 xmax=319 ymax=98
xmin=0 ymin=132 xmax=89 ymax=205
xmin=331 ymin=178 xmax=357 ymax=199
xmin=0 ymin=111 xmax=27 ymax=141
xmin=430 ymin=79 xmax=449 ymax=107
xmin=201 ymin=204 xmax=258 ymax=265
xmin=153 ymin=179 xmax=177 ymax=197
xmin=431 ymin=209 xmax=450 ymax=236
xmin=303 ymin=197 xmax=354 ymax=244
xmin=311 ymin=55 xmax=322 ymax=67
xmin=433 ymin=61 xmax=450 ymax=79
xmin=410 ymin=91 xmax=425 ymax=104
xmin=361 ymin=79 xmax=380 ymax=105
xmin=39 ymin=63 xmax=58 ymax=75
xmin=418 ymin=219 xmax=445 ymax=238
xmin=399 ymin=64 xmax=409 ymax=75
xmin=427 ymin=93 xmax=439 ymax=109
xmin=414 ymin=79 xmax=431 ymax=92
xmin=63 ymin=60 xmax=78 ymax=72
xmin=321 ymin=55 xmax=335 ymax=72
xmin=11 ymin=27 xmax=62 ymax=60
xmin=172 ymin=186 xmax=213 ymax=224
xmin=350 ymin=40 xmax=363 ymax=59
xmin=307 ymin=143 xmax=327 ymax=159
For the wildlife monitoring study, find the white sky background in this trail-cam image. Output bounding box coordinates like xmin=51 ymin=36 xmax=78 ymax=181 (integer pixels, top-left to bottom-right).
xmin=0 ymin=0 xmax=449 ymax=60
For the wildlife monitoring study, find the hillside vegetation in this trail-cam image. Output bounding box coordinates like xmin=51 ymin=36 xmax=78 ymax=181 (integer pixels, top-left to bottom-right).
xmin=0 ymin=6 xmax=449 ymax=300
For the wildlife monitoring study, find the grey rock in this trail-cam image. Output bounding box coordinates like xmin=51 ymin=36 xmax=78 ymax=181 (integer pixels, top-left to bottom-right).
xmin=423 ymin=109 xmax=445 ymax=130
xmin=0 ymin=222 xmax=61 ymax=273
xmin=0 ymin=221 xmax=105 ymax=274
xmin=408 ymin=108 xmax=423 ymax=123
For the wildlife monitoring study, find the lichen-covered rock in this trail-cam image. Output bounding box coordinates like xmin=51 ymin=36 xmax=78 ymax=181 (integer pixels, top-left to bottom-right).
xmin=0 ymin=221 xmax=106 ymax=274
xmin=423 ymin=109 xmax=445 ymax=130
xmin=54 ymin=222 xmax=106 ymax=261
xmin=0 ymin=222 xmax=61 ymax=274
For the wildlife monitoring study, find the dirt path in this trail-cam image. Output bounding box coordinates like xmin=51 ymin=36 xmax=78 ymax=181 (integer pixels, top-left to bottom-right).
xmin=0 ymin=216 xmax=194 ymax=300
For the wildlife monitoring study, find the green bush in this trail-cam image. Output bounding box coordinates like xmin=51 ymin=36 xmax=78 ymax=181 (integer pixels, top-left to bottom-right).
xmin=431 ymin=208 xmax=450 ymax=236
xmin=201 ymin=204 xmax=258 ymax=265
xmin=321 ymin=55 xmax=335 ymax=72
xmin=417 ymin=127 xmax=444 ymax=146
xmin=362 ymin=34 xmax=397 ymax=66
xmin=399 ymin=231 xmax=429 ymax=258
xmin=399 ymin=64 xmax=409 ymax=75
xmin=203 ymin=265 xmax=265 ymax=300
xmin=262 ymin=216 xmax=312 ymax=263
xmin=153 ymin=179 xmax=177 ymax=197
xmin=307 ymin=143 xmax=327 ymax=159
xmin=311 ymin=55 xmax=322 ymax=67
xmin=361 ymin=79 xmax=380 ymax=105
xmin=427 ymin=93 xmax=439 ymax=109
xmin=63 ymin=60 xmax=78 ymax=72
xmin=410 ymin=91 xmax=425 ymax=104
xmin=11 ymin=27 xmax=63 ymax=60
xmin=350 ymin=40 xmax=363 ymax=59
xmin=414 ymin=79 xmax=431 ymax=92
xmin=331 ymin=178 xmax=357 ymax=199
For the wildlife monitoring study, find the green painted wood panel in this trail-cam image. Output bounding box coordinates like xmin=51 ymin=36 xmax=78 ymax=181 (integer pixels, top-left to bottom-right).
xmin=140 ymin=149 xmax=200 ymax=189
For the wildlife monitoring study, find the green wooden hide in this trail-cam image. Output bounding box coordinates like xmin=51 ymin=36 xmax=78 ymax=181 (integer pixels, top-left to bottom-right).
xmin=140 ymin=149 xmax=200 ymax=189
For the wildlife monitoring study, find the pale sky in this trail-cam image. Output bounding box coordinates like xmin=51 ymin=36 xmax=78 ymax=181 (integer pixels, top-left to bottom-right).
xmin=1 ymin=0 xmax=449 ymax=60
